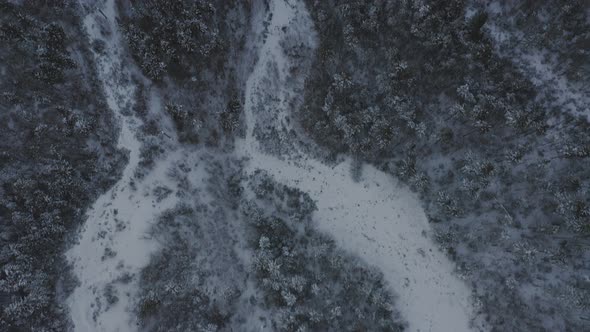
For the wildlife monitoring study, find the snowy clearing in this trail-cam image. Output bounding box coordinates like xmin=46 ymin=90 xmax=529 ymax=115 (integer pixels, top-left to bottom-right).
xmin=236 ymin=0 xmax=483 ymax=331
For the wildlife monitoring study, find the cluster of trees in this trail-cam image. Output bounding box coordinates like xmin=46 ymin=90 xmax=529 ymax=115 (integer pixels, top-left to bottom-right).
xmin=120 ymin=0 xmax=248 ymax=147
xmin=135 ymin=157 xmax=248 ymax=332
xmin=137 ymin=203 xmax=244 ymax=332
xmin=134 ymin=155 xmax=405 ymax=331
xmin=484 ymin=0 xmax=590 ymax=83
xmin=0 ymin=0 xmax=124 ymax=330
xmin=242 ymin=170 xmax=405 ymax=332
xmin=301 ymin=0 xmax=589 ymax=330
xmin=130 ymin=85 xmax=167 ymax=179
xmin=120 ymin=0 xmax=222 ymax=81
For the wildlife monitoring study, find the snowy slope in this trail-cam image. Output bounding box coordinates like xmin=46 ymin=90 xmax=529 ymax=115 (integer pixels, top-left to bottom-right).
xmin=236 ymin=0 xmax=484 ymax=331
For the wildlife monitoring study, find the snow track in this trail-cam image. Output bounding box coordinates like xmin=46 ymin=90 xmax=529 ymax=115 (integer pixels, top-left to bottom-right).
xmin=66 ymin=0 xmax=180 ymax=330
xmin=237 ymin=1 xmax=482 ymax=331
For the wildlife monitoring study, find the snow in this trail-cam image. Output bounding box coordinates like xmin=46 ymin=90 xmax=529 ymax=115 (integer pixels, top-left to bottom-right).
xmin=67 ymin=0 xmax=482 ymax=331
xmin=236 ymin=0 xmax=482 ymax=331
xmin=66 ymin=0 xmax=183 ymax=331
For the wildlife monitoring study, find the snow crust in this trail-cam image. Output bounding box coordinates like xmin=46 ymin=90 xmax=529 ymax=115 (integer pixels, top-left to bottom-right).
xmin=236 ymin=1 xmax=481 ymax=331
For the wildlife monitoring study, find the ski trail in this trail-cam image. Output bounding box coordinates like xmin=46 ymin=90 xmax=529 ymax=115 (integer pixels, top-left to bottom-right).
xmin=66 ymin=0 xmax=180 ymax=330
xmin=237 ymin=0 xmax=483 ymax=331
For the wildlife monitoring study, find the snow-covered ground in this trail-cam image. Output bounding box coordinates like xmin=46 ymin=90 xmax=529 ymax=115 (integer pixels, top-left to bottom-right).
xmin=66 ymin=1 xmax=182 ymax=331
xmin=236 ymin=0 xmax=483 ymax=331
xmin=68 ymin=0 xmax=482 ymax=331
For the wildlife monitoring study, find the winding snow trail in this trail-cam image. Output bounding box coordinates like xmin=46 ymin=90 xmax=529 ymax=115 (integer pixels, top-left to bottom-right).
xmin=237 ymin=1 xmax=481 ymax=331
xmin=66 ymin=1 xmax=181 ymax=331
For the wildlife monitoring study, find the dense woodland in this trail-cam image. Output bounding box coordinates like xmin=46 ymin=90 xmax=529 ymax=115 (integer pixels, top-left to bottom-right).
xmin=135 ymin=160 xmax=405 ymax=332
xmin=300 ymin=0 xmax=589 ymax=330
xmin=119 ymin=0 xmax=249 ymax=146
xmin=0 ymin=0 xmax=124 ymax=330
